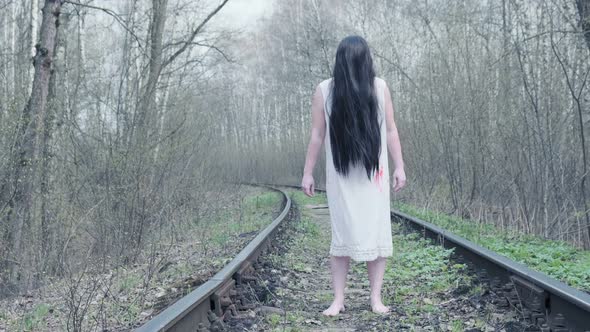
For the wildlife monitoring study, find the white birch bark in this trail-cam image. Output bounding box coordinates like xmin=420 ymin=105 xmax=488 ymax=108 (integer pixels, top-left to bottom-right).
xmin=11 ymin=0 xmax=17 ymax=98
xmin=29 ymin=0 xmax=39 ymax=92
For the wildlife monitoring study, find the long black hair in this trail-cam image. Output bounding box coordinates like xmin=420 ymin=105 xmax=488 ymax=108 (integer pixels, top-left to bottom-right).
xmin=329 ymin=35 xmax=380 ymax=179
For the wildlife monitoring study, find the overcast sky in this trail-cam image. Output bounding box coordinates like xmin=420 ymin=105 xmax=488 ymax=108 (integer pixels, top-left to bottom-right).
xmin=211 ymin=0 xmax=274 ymax=31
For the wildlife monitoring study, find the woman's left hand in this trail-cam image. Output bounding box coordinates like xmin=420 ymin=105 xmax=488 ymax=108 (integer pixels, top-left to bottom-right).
xmin=301 ymin=174 xmax=315 ymax=197
xmin=392 ymin=168 xmax=406 ymax=192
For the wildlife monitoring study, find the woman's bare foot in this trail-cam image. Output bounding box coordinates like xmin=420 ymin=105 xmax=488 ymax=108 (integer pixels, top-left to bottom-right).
xmin=322 ymin=300 xmax=345 ymax=316
xmin=371 ymin=299 xmax=390 ymax=314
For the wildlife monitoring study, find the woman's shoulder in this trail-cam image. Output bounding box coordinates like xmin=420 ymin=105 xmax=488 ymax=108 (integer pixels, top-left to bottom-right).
xmin=316 ymin=78 xmax=333 ymax=98
xmin=319 ymin=77 xmax=333 ymax=87
xmin=375 ymin=76 xmax=387 ymax=87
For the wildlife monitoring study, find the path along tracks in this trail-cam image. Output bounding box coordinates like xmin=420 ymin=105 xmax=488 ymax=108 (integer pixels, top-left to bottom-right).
xmin=136 ymin=184 xmax=590 ymax=332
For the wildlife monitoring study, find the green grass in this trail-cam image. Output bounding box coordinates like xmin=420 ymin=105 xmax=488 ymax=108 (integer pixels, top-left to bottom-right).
xmin=382 ymin=225 xmax=469 ymax=308
xmin=286 ymin=190 xmax=324 ymax=239
xmin=394 ymin=202 xmax=590 ymax=291
xmin=206 ymin=191 xmax=283 ymax=246
xmin=451 ymin=319 xmax=465 ymax=332
xmin=272 ymin=190 xmax=326 ymax=275
xmin=19 ymin=303 xmax=50 ymax=332
xmin=289 ymin=190 xmax=327 ymax=206
xmin=266 ymin=313 xmax=282 ymax=327
xmin=117 ymin=273 xmax=142 ymax=292
xmin=242 ymin=191 xmax=283 ymax=220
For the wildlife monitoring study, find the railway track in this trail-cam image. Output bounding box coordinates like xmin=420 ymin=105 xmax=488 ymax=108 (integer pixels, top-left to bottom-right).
xmin=394 ymin=211 xmax=590 ymax=332
xmin=136 ymin=184 xmax=590 ymax=331
xmin=135 ymin=185 xmax=292 ymax=332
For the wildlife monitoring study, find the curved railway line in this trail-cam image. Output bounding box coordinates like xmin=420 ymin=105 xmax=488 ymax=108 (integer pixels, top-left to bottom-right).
xmin=136 ymin=184 xmax=590 ymax=332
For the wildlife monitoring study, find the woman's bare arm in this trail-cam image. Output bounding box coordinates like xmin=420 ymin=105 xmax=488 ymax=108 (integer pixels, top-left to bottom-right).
xmin=383 ymin=81 xmax=406 ymax=191
xmin=301 ymin=84 xmax=326 ymax=196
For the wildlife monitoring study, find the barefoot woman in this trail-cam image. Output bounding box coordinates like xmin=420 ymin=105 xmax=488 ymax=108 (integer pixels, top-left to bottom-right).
xmin=301 ymin=35 xmax=406 ymax=316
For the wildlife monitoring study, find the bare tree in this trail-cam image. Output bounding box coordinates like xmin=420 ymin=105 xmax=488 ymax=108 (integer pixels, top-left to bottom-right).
xmin=2 ymin=0 xmax=61 ymax=286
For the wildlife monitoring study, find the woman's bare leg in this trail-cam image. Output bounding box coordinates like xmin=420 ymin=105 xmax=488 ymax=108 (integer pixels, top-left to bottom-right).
xmin=322 ymin=255 xmax=350 ymax=316
xmin=367 ymin=256 xmax=389 ymax=313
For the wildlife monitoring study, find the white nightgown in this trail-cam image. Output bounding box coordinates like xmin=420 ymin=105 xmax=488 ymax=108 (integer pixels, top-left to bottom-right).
xmin=319 ymin=77 xmax=393 ymax=262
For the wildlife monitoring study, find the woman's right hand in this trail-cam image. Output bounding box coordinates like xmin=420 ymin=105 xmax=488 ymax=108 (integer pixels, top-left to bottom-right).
xmin=301 ymin=174 xmax=315 ymax=197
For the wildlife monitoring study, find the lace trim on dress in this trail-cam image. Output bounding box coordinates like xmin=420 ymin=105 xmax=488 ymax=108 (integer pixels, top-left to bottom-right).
xmin=329 ymin=244 xmax=393 ymax=262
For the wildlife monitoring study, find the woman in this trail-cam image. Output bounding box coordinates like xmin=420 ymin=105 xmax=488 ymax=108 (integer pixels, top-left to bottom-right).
xmin=301 ymin=35 xmax=406 ymax=316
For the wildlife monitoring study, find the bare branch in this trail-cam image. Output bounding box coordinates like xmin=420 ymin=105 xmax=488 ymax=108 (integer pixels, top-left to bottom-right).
xmin=194 ymin=42 xmax=233 ymax=62
xmin=162 ymin=0 xmax=230 ymax=68
xmin=373 ymin=51 xmax=418 ymax=89
xmin=62 ymin=0 xmax=145 ymax=54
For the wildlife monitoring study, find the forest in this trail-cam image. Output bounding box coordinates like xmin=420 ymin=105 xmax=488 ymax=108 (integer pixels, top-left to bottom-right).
xmin=0 ymin=0 xmax=590 ymax=330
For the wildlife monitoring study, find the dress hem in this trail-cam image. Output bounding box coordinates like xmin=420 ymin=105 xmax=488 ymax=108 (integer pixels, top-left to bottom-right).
xmin=329 ymin=245 xmax=393 ymax=262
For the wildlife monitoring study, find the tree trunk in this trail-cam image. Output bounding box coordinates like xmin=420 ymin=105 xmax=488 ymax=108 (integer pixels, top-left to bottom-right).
xmin=40 ymin=8 xmax=65 ymax=273
xmin=1 ymin=7 xmax=8 ymax=119
xmin=576 ymin=0 xmax=590 ymax=51
xmin=134 ymin=0 xmax=168 ymax=143
xmin=5 ymin=0 xmax=61 ymax=285
xmin=11 ymin=1 xmax=17 ymax=104
xmin=30 ymin=0 xmax=40 ymax=93
xmin=575 ymin=0 xmax=590 ymax=247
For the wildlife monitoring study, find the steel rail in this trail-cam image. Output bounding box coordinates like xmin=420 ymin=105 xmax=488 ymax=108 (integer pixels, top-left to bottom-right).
xmin=135 ymin=185 xmax=291 ymax=332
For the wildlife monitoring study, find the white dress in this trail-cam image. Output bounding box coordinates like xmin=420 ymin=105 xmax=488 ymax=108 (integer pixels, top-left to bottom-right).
xmin=319 ymin=77 xmax=393 ymax=262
